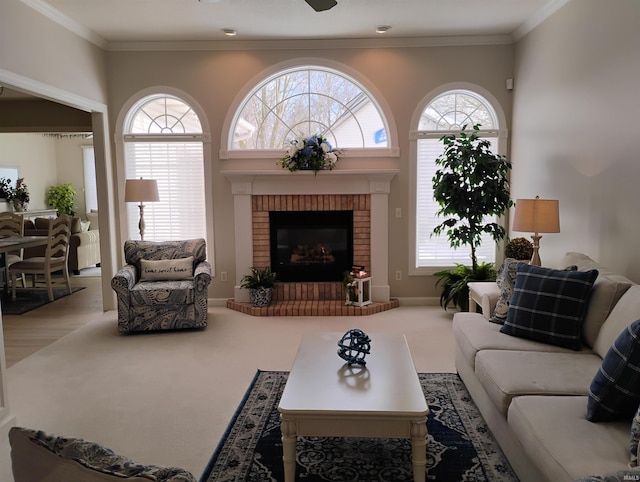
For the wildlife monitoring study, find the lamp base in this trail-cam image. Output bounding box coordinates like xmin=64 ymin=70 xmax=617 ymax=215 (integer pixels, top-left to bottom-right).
xmin=138 ymin=203 xmax=146 ymax=240
xmin=530 ymin=234 xmax=542 ymax=266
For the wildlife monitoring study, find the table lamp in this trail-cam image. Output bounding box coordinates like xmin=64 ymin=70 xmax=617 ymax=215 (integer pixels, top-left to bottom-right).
xmin=512 ymin=196 xmax=560 ymax=266
xmin=125 ymin=178 xmax=159 ymax=240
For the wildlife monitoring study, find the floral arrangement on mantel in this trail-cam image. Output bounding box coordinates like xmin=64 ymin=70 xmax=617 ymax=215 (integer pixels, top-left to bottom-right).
xmin=277 ymin=134 xmax=340 ymax=175
xmin=0 ymin=177 xmax=30 ymax=211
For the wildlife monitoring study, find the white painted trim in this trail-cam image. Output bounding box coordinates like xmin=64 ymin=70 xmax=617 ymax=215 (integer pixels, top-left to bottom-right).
xmin=20 ymin=0 xmax=108 ymax=48
xmin=224 ymin=169 xmax=398 ymax=303
xmin=107 ymin=35 xmax=514 ymax=52
xmin=512 ymin=0 xmax=572 ymax=41
xmin=0 ymin=69 xmax=105 ymax=113
xmin=407 ymin=83 xmax=509 ymax=276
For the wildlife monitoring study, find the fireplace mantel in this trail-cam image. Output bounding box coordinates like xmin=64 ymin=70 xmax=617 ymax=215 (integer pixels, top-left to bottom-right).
xmin=223 ymin=169 xmax=399 ymax=303
xmin=222 ymin=169 xmax=398 ymax=195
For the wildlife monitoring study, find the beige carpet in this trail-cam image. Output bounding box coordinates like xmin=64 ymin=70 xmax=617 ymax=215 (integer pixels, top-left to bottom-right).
xmin=1 ymin=305 xmax=456 ymax=481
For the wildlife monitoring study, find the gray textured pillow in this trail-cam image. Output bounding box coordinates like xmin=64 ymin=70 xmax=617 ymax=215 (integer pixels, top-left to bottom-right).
xmin=631 ymin=404 xmax=640 ymax=467
xmin=489 ymin=258 xmax=521 ymax=325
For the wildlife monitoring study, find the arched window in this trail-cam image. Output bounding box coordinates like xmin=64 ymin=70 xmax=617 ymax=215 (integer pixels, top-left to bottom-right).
xmin=229 ymin=66 xmax=389 ymax=151
xmin=123 ymin=94 xmax=206 ymax=241
xmin=412 ymin=89 xmax=504 ymax=270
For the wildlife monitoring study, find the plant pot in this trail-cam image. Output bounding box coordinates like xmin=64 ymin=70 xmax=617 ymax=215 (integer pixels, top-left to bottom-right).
xmin=249 ymin=288 xmax=272 ymax=307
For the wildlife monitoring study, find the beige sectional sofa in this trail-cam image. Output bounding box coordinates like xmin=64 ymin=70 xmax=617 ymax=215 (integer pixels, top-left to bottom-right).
xmin=453 ymin=252 xmax=640 ymax=481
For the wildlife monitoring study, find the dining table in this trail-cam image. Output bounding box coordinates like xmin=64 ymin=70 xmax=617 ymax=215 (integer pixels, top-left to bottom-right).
xmin=0 ymin=235 xmax=49 ymax=295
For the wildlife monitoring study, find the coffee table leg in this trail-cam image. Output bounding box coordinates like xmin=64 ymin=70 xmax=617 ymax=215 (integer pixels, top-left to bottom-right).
xmin=411 ymin=419 xmax=427 ymax=482
xmin=280 ymin=417 xmax=297 ymax=482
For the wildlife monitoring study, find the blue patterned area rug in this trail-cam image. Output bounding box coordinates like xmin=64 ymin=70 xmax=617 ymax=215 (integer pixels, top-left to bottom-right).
xmin=1 ymin=286 xmax=85 ymax=315
xmin=200 ymin=371 xmax=518 ymax=482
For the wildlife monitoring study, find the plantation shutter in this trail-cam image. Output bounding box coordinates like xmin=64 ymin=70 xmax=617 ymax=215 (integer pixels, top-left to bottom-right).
xmin=415 ymin=137 xmax=499 ymax=268
xmin=124 ymin=140 xmax=205 ymax=241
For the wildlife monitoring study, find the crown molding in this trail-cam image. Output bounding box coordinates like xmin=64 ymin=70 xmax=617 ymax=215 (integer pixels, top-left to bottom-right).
xmin=106 ymin=35 xmax=513 ymax=52
xmin=512 ymin=0 xmax=571 ymax=42
xmin=21 ymin=0 xmax=108 ymax=48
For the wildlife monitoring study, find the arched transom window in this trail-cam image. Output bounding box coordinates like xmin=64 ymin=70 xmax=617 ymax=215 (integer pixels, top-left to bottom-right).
xmin=123 ymin=94 xmax=206 ymax=241
xmin=414 ymin=89 xmax=502 ymax=269
xmin=229 ymin=66 xmax=389 ymax=150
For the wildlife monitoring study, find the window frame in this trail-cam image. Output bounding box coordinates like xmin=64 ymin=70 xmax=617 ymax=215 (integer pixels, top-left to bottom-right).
xmin=219 ymin=58 xmax=400 ymax=160
xmin=114 ymin=87 xmax=214 ymax=271
xmin=408 ymin=83 xmax=509 ymax=276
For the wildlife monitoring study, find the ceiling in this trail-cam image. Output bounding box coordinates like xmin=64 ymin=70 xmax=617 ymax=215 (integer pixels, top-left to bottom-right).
xmin=29 ymin=0 xmax=562 ymax=45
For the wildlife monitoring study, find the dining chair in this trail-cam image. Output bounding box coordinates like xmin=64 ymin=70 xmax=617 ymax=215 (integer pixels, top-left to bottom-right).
xmin=0 ymin=211 xmax=26 ymax=288
xmin=9 ymin=215 xmax=72 ymax=302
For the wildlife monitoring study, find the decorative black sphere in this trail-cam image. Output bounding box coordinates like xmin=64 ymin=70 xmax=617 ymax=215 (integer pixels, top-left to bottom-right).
xmin=337 ymin=329 xmax=371 ymax=366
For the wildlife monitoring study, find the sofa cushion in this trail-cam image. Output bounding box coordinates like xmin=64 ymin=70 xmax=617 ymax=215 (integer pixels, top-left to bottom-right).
xmin=86 ymin=211 xmax=99 ymax=231
xmin=594 ymin=285 xmax=640 ymax=359
xmin=9 ymin=426 xmax=197 ymax=482
xmin=475 ymin=350 xmax=602 ymax=416
xmin=582 ymin=274 xmax=633 ymax=348
xmin=500 ymin=264 xmax=598 ymax=350
xmin=588 ymin=319 xmax=640 ymax=422
xmin=489 ymin=258 xmax=521 ymax=325
xmin=452 ymin=313 xmax=591 ymax=371
xmin=34 ymin=217 xmax=51 ymax=229
xmin=131 ymin=280 xmax=195 ymax=305
xmin=508 ymin=396 xmax=630 ymax=481
xmin=140 ymin=257 xmax=194 ymax=281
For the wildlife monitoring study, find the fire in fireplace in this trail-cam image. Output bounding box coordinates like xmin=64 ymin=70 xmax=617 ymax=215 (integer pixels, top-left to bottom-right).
xmin=270 ymin=210 xmax=353 ymax=282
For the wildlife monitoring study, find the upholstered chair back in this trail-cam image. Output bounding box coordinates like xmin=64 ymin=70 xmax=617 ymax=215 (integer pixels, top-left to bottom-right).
xmin=124 ymin=239 xmax=207 ymax=274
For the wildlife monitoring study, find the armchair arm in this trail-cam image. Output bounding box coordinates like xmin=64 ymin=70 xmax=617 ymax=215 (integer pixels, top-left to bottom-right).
xmin=194 ymin=261 xmax=212 ymax=293
xmin=111 ymin=265 xmax=138 ymax=295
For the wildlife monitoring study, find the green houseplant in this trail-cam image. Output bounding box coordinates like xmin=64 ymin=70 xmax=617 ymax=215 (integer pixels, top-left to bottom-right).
xmin=432 ymin=124 xmax=513 ymax=311
xmin=47 ymin=183 xmax=78 ymax=216
xmin=240 ymin=266 xmax=278 ymax=307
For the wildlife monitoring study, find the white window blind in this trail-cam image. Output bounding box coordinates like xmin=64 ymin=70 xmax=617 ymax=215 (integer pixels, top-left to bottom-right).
xmin=415 ymin=136 xmax=499 ymax=267
xmin=124 ymin=141 xmax=205 ymax=241
xmin=82 ymin=146 xmax=98 ymax=212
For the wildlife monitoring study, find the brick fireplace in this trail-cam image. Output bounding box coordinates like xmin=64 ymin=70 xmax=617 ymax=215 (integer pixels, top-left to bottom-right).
xmin=223 ymin=169 xmax=399 ymax=315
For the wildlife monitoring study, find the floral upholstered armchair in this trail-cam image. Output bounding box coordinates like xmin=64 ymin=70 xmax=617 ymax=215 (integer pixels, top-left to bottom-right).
xmin=111 ymin=239 xmax=211 ymax=334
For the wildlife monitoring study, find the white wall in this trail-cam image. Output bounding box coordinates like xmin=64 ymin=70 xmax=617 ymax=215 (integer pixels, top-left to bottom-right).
xmin=511 ymin=0 xmax=640 ymax=280
xmin=0 ymin=134 xmax=58 ymax=210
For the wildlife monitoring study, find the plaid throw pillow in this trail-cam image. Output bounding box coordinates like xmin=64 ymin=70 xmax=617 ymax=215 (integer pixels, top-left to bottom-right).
xmin=500 ymin=264 xmax=598 ymax=350
xmin=588 ymin=319 xmax=640 ymax=422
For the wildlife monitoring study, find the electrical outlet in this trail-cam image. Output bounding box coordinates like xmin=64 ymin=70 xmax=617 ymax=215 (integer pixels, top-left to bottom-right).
xmin=220 ymin=271 xmax=228 ymax=282
xmin=395 ymin=207 xmax=402 ymax=218
xmin=395 ymin=270 xmax=402 ymax=281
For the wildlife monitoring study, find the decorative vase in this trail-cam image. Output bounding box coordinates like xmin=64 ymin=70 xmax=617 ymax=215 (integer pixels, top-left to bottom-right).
xmin=249 ymin=288 xmax=272 ymax=307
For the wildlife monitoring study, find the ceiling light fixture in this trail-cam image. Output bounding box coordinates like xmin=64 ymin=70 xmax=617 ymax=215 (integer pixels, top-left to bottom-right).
xmin=305 ymin=0 xmax=337 ymax=12
xmin=376 ymin=25 xmax=391 ymax=34
xmin=222 ymin=28 xmax=237 ymax=36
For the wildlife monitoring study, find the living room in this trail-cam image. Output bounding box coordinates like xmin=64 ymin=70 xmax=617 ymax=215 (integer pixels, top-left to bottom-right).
xmin=1 ymin=0 xmax=640 ymax=480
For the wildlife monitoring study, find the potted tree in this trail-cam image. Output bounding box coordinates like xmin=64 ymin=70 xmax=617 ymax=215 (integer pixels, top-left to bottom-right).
xmin=240 ymin=266 xmax=278 ymax=307
xmin=47 ymin=183 xmax=78 ymax=216
xmin=432 ymin=124 xmax=513 ymax=311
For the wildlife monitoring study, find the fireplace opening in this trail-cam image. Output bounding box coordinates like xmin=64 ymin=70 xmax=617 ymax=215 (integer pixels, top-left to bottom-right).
xmin=270 ymin=210 xmax=353 ymax=282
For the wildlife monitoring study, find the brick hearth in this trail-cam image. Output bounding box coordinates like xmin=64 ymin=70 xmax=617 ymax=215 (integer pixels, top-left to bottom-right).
xmin=226 ymin=193 xmax=398 ymax=316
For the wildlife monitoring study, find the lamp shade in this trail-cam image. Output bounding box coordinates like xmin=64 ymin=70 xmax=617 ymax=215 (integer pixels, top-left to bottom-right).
xmin=512 ymin=197 xmax=560 ymax=234
xmin=125 ymin=179 xmax=159 ymax=203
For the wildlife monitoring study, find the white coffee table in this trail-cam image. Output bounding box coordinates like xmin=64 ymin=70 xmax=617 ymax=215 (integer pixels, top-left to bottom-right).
xmin=278 ymin=332 xmax=429 ymax=482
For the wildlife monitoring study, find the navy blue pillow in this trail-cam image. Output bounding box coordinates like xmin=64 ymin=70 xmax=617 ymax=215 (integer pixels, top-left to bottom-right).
xmin=588 ymin=319 xmax=640 ymax=422
xmin=500 ymin=264 xmax=598 ymax=350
